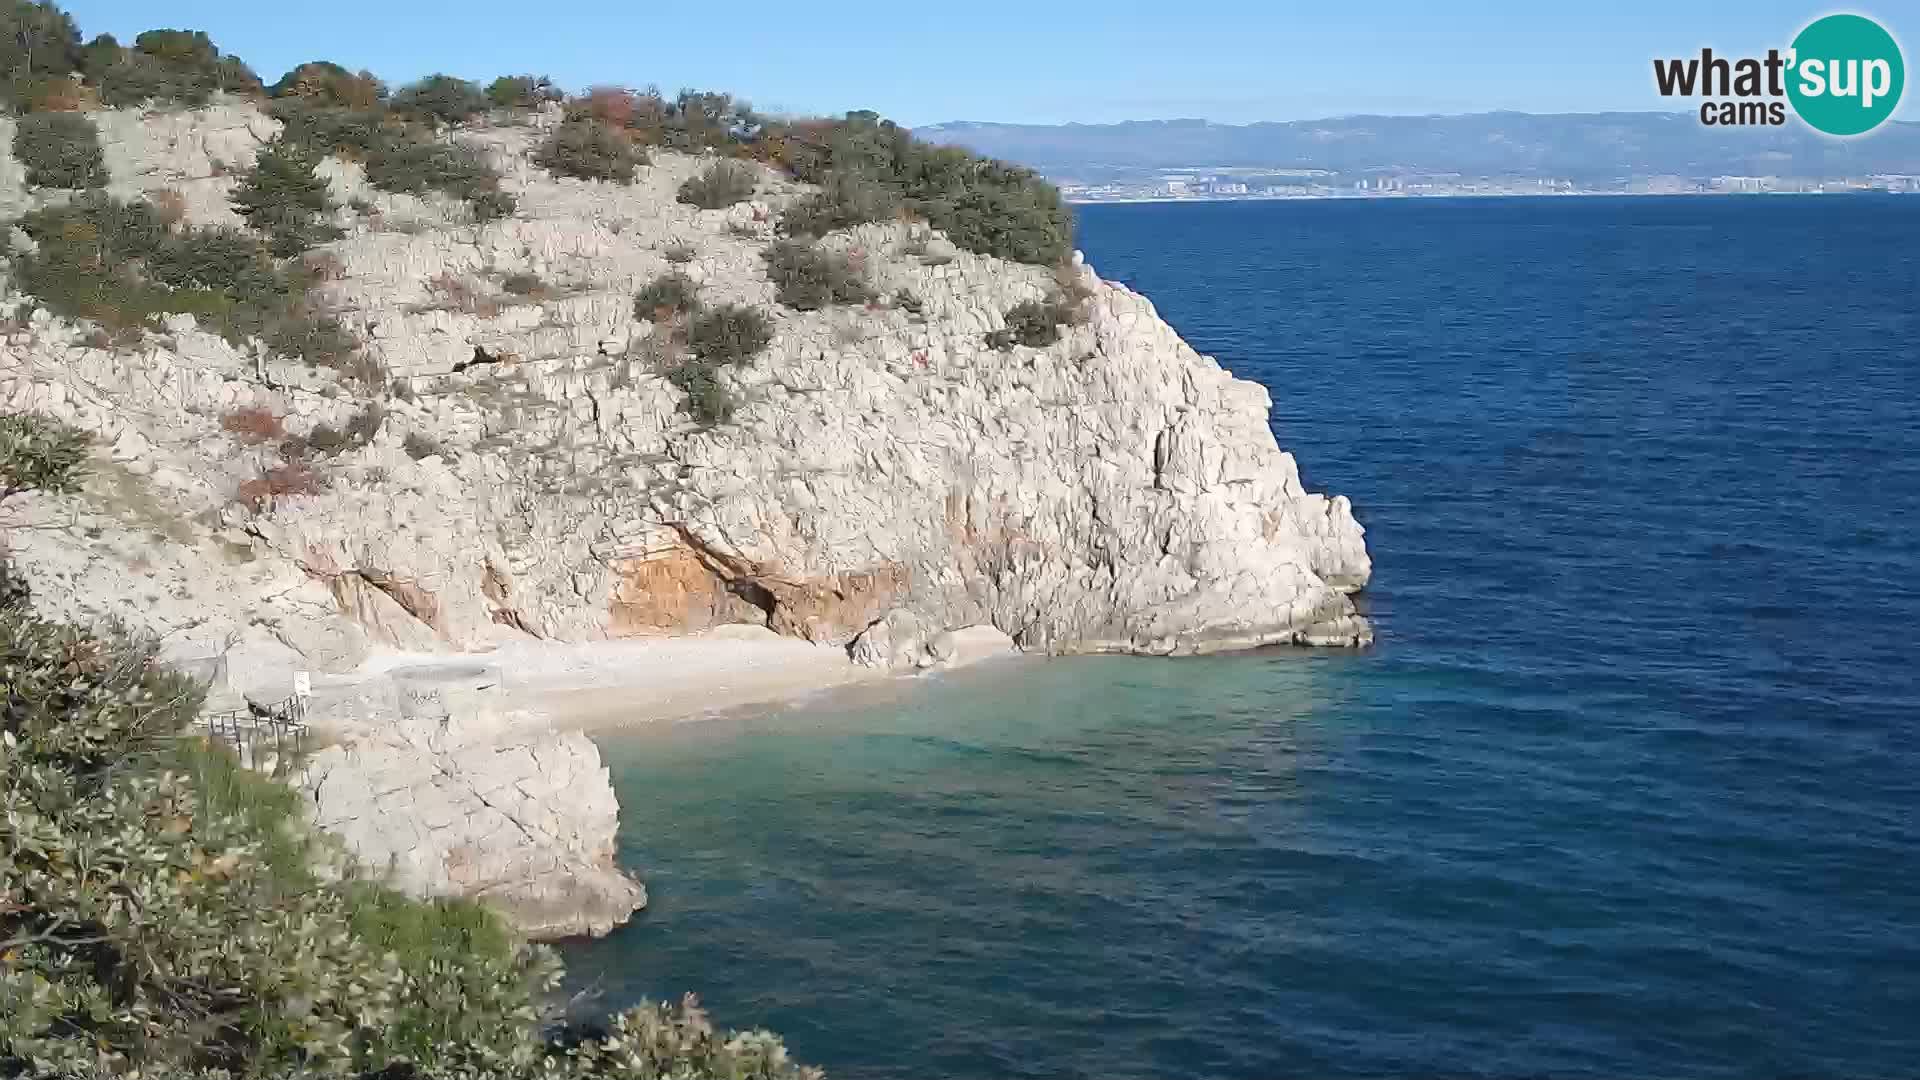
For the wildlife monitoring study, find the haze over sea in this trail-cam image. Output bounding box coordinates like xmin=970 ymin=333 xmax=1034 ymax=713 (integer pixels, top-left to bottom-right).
xmin=564 ymin=196 xmax=1920 ymax=1079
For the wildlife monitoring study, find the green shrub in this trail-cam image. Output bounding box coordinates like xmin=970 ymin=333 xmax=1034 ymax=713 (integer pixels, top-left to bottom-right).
xmin=307 ymin=403 xmax=383 ymax=455
xmin=664 ymin=243 xmax=696 ymax=264
xmin=501 ymin=271 xmax=546 ymax=296
xmin=634 ymin=271 xmax=699 ymax=320
xmin=779 ymin=171 xmax=897 ymax=238
xmin=678 ymin=159 xmax=757 ymax=210
xmin=985 ymin=297 xmax=1078 ymax=350
xmin=393 ymin=73 xmax=486 ymax=128
xmin=402 ymin=430 xmax=446 ymax=459
xmin=364 ymin=136 xmax=500 ymax=203
xmin=10 ymin=110 xmax=103 ymax=188
xmin=0 ymin=1 xmax=83 ymax=111
xmin=658 ymin=89 xmax=754 ymax=152
xmin=469 ymin=188 xmax=517 ymax=223
xmin=760 ymin=111 xmax=1072 ymax=264
xmin=230 ymin=139 xmax=344 ymax=257
xmin=0 ymin=603 xmax=820 ymax=1075
xmin=763 ymin=239 xmax=872 ymax=311
xmin=268 ymin=60 xmax=386 ymax=108
xmin=80 ymin=27 xmax=260 ymax=108
xmin=663 ymin=304 xmax=772 ymax=425
xmin=265 ymin=311 xmax=365 ymax=373
xmin=535 ymin=117 xmax=643 ymax=183
xmin=486 ymin=74 xmax=559 ymax=110
xmin=687 ymin=304 xmax=771 ymax=366
xmin=0 ymin=412 xmax=88 ymax=502
xmin=269 ymin=98 xmax=394 ymax=157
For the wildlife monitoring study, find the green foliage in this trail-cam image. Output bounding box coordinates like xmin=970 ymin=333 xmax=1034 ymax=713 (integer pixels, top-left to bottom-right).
xmin=985 ymin=297 xmax=1078 ymax=350
xmin=668 ymin=304 xmax=772 ymax=424
xmin=658 ymin=90 xmax=755 ymax=152
xmin=402 ymin=430 xmax=447 ymax=459
xmin=778 ymin=171 xmax=897 ymax=238
xmin=11 ymin=193 xmax=371 ymax=377
xmin=535 ymin=117 xmax=643 ymax=183
xmin=664 ymin=243 xmax=696 ymax=264
xmin=763 ymin=111 xmax=1072 ymax=264
xmin=364 ymin=136 xmax=502 ymax=204
xmin=268 ymin=60 xmax=386 ymax=108
xmin=0 ymin=607 xmax=819 ymax=1076
xmin=487 ymin=74 xmax=559 ymax=110
xmin=268 ymin=97 xmax=395 ymax=157
xmin=0 ymin=411 xmax=88 ymax=501
xmin=266 ymin=94 xmax=509 ymax=218
xmin=306 ymin=403 xmax=383 ymax=456
xmin=231 ymin=138 xmax=344 ymax=256
xmin=9 ymin=109 xmax=102 ymax=188
xmin=0 ymin=1 xmax=82 ymax=111
xmin=678 ymin=158 xmax=758 ymax=210
xmin=763 ymin=240 xmax=873 ymax=311
xmin=80 ymin=27 xmax=261 ymax=108
xmin=501 ymin=271 xmax=547 ymax=296
xmin=393 ymin=73 xmax=487 ymax=128
xmin=633 ymin=271 xmax=699 ymax=320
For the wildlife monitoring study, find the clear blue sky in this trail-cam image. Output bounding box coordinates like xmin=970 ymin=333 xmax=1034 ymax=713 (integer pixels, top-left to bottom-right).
xmin=57 ymin=1 xmax=1919 ymax=126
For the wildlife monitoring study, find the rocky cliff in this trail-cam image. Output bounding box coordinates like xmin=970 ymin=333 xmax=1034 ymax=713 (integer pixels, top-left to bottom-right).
xmin=1 ymin=101 xmax=1370 ymax=932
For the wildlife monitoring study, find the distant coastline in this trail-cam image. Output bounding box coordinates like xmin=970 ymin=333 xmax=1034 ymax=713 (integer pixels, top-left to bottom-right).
xmin=1066 ymin=189 xmax=1908 ymax=206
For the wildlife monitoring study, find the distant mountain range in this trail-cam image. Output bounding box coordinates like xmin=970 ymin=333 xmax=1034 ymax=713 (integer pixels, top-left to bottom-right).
xmin=916 ymin=113 xmax=1920 ymax=182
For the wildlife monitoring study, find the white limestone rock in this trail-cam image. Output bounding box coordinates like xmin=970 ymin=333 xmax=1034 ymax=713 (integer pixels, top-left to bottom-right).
xmin=2 ymin=102 xmax=1370 ymax=670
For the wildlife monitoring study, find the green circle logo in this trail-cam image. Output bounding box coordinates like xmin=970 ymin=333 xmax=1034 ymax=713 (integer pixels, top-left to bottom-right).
xmin=1787 ymin=14 xmax=1905 ymax=136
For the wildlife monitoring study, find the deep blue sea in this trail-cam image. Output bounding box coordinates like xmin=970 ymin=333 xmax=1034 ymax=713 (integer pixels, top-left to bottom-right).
xmin=564 ymin=196 xmax=1920 ymax=1079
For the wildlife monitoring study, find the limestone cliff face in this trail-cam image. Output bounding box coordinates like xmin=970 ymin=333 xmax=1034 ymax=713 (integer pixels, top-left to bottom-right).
xmin=1 ymin=102 xmax=1370 ymax=673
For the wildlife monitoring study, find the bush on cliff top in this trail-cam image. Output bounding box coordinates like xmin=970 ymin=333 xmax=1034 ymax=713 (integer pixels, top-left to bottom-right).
xmin=393 ymin=72 xmax=488 ymax=128
xmin=487 ymin=73 xmax=561 ymax=110
xmin=269 ymin=59 xmax=387 ymax=107
xmin=760 ymin=111 xmax=1073 ymax=264
xmin=10 ymin=109 xmax=103 ymax=188
xmin=79 ymin=27 xmax=261 ymax=108
xmin=0 ymin=1 xmax=83 ymax=111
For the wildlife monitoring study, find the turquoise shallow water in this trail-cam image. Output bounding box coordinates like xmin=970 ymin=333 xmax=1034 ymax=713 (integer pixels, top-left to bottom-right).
xmin=563 ymin=196 xmax=1920 ymax=1079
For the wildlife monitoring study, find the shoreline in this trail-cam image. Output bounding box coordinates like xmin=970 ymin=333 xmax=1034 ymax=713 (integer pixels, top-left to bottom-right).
xmin=349 ymin=624 xmax=1023 ymax=734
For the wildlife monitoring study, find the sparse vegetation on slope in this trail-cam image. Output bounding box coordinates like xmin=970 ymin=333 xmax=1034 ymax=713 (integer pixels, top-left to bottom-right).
xmin=671 ymin=304 xmax=773 ymax=424
xmin=537 ymin=116 xmax=644 ymax=183
xmin=764 ymin=240 xmax=873 ymax=311
xmin=634 ymin=271 xmax=700 ymax=320
xmin=678 ymin=158 xmax=757 ymax=209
